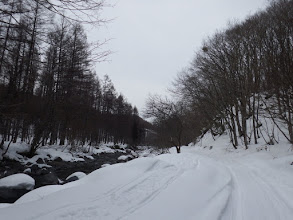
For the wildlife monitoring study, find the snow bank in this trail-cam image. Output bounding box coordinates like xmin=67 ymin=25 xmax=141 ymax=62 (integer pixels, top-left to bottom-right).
xmin=15 ymin=185 xmax=67 ymax=205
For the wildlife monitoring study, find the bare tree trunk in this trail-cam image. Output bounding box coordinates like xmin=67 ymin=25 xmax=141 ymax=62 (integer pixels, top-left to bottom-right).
xmin=288 ymin=109 xmax=293 ymax=144
xmin=252 ymin=94 xmax=258 ymax=144
xmin=223 ymin=116 xmax=237 ymax=149
xmin=2 ymin=139 xmax=13 ymax=158
xmin=0 ymin=11 xmax=12 ymax=74
xmin=241 ymin=100 xmax=249 ymax=149
xmin=235 ymin=104 xmax=243 ymax=137
xmin=23 ymin=1 xmax=39 ymax=95
xmin=229 ymin=108 xmax=238 ymax=147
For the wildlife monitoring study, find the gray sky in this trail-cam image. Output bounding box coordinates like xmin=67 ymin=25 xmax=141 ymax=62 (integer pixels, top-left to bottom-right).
xmin=88 ymin=0 xmax=268 ymax=114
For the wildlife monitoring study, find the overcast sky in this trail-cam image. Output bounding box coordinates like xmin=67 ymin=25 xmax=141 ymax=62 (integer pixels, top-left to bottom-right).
xmin=87 ymin=0 xmax=268 ymax=114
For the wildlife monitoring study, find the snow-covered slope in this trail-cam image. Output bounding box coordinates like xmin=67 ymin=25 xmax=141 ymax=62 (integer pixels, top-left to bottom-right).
xmin=0 ymin=135 xmax=293 ymax=220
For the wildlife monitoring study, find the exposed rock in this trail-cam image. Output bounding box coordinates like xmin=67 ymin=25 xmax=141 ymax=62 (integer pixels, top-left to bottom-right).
xmin=36 ymin=158 xmax=45 ymax=164
xmin=101 ymin=164 xmax=110 ymax=168
xmin=31 ymin=165 xmax=52 ymax=176
xmin=30 ymin=164 xmax=39 ymax=173
xmin=23 ymin=168 xmax=31 ymax=174
xmin=35 ymin=168 xmax=50 ymax=176
xmin=54 ymin=157 xmax=63 ymax=162
xmin=0 ymin=159 xmax=24 ymax=179
xmin=0 ymin=173 xmax=35 ymax=203
xmin=129 ymin=146 xmax=138 ymax=151
xmin=64 ymin=172 xmax=86 ymax=184
xmin=32 ymin=171 xmax=59 ymax=188
xmin=0 ymin=188 xmax=30 ymax=203
xmin=47 ymin=152 xmax=125 ymax=181
xmin=26 ymin=162 xmax=33 ymax=166
xmin=65 ymin=176 xmax=78 ymax=183
xmin=113 ymin=145 xmax=122 ymax=150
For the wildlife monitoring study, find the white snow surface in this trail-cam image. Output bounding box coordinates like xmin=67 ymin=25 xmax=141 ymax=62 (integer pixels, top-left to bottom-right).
xmin=1 ymin=136 xmax=293 ymax=219
xmin=117 ymin=155 xmax=133 ymax=161
xmin=0 ymin=174 xmax=35 ymax=190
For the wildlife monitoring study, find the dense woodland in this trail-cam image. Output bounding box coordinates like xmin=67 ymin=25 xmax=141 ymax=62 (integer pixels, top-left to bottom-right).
xmin=0 ymin=0 xmax=147 ymax=157
xmin=1 ymin=0 xmax=293 ymax=156
xmin=145 ymin=0 xmax=293 ymax=152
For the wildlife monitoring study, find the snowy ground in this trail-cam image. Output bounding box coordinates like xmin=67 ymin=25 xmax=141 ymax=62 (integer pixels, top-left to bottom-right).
xmin=0 ymin=133 xmax=293 ymax=219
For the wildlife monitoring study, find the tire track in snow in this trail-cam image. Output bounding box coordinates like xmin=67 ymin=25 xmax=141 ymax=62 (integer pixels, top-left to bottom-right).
xmin=119 ymin=156 xmax=233 ymax=220
xmin=112 ymin=156 xmax=200 ymax=220
xmin=220 ymin=166 xmax=244 ymax=220
xmin=37 ymin=159 xmax=191 ymax=220
xmin=222 ymin=159 xmax=293 ymax=220
xmin=242 ymin=163 xmax=293 ymax=215
xmin=74 ymin=164 xmax=181 ymax=220
xmin=192 ymin=159 xmax=233 ymax=220
xmin=117 ymin=168 xmax=183 ymax=220
xmin=28 ymin=160 xmax=169 ymax=220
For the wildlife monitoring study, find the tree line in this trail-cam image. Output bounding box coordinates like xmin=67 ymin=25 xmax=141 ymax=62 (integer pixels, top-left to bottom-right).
xmin=145 ymin=0 xmax=293 ymax=152
xmin=0 ymin=0 xmax=147 ymax=157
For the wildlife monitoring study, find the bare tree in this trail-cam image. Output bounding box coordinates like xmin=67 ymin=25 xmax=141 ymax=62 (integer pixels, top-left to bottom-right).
xmin=144 ymin=95 xmax=193 ymax=153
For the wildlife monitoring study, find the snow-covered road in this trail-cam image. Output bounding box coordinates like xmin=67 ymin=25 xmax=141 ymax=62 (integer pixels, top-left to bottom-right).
xmin=0 ymin=146 xmax=293 ymax=220
xmin=222 ymin=159 xmax=293 ymax=220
